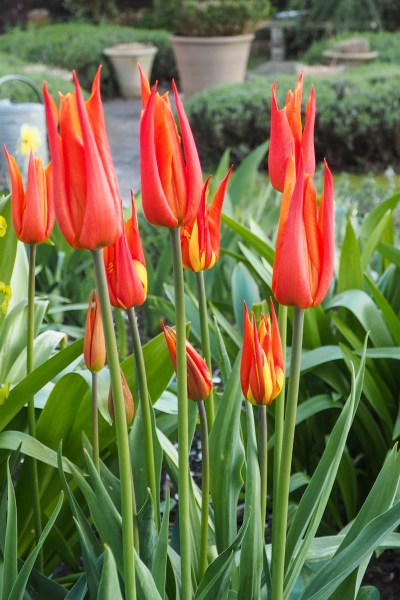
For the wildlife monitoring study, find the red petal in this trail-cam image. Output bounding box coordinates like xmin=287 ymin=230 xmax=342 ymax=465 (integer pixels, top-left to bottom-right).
xmin=313 ymin=160 xmax=334 ymax=306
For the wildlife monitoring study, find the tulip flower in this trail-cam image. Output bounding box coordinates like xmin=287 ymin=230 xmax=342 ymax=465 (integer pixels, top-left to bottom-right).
xmin=240 ymin=300 xmax=284 ymax=406
xmin=4 ymin=148 xmax=54 ymax=244
xmin=108 ymin=369 xmax=134 ymax=424
xmin=139 ymin=67 xmax=203 ymax=228
xmin=162 ymin=322 xmax=212 ymax=401
xmin=181 ymin=167 xmax=232 ymax=272
xmin=84 ymin=291 xmax=106 ymax=373
xmin=103 ymin=195 xmax=147 ymax=309
xmin=268 ymin=73 xmax=316 ymax=192
xmin=43 ymin=67 xmax=123 ymax=250
xmin=272 ymin=148 xmax=334 ymax=308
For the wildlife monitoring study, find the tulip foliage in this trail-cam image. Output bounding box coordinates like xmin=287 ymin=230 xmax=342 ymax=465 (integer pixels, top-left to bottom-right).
xmin=0 ymin=65 xmax=400 ymax=600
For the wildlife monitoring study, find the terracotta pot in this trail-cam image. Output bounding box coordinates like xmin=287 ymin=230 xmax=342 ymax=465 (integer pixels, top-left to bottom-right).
xmin=171 ymin=34 xmax=254 ymax=98
xmin=103 ymin=43 xmax=158 ymax=98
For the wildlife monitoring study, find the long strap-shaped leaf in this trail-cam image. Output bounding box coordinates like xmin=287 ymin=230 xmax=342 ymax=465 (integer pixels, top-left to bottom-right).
xmin=1 ymin=459 xmax=18 ymax=600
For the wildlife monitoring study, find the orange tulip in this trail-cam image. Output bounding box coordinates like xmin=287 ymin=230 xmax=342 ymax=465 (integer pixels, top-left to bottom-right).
xmin=240 ymin=300 xmax=284 ymax=406
xmin=268 ymin=73 xmax=315 ymax=192
xmin=84 ymin=291 xmax=106 ymax=373
xmin=43 ymin=67 xmax=123 ymax=250
xmin=139 ymin=67 xmax=203 ymax=228
xmin=108 ymin=369 xmax=134 ymax=424
xmin=4 ymin=148 xmax=54 ymax=244
xmin=272 ymin=148 xmax=334 ymax=308
xmin=103 ymin=195 xmax=147 ymax=309
xmin=162 ymin=322 xmax=212 ymax=401
xmin=181 ymin=167 xmax=232 ymax=271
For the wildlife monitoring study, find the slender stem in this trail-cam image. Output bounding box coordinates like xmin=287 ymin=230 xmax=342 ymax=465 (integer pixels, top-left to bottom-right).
xmin=198 ymin=399 xmax=209 ymax=579
xmin=258 ymin=405 xmax=267 ymax=539
xmin=271 ymin=305 xmax=287 ymax=562
xmin=27 ymin=244 xmax=43 ymax=573
xmin=127 ymin=306 xmax=159 ymax=530
xmin=92 ymin=371 xmax=99 ymax=472
xmin=195 ymin=271 xmax=214 ymax=429
xmin=170 ymin=228 xmax=191 ymax=600
xmin=271 ymin=308 xmax=304 ymax=600
xmin=92 ymin=250 xmax=136 ymax=600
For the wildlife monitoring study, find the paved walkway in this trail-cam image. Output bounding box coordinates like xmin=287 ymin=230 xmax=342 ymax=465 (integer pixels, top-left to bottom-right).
xmin=103 ymin=61 xmax=298 ymax=206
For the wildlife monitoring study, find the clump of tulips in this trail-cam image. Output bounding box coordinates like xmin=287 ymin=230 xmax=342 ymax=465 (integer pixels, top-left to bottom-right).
xmin=1 ymin=63 xmax=399 ymax=600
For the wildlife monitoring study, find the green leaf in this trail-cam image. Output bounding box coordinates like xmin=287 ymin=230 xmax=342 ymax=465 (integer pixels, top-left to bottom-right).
xmin=299 ymin=346 xmax=343 ymax=372
xmin=325 ymin=290 xmax=394 ymax=347
xmin=1 ymin=460 xmax=18 ymax=600
xmin=356 ymin=586 xmax=380 ymax=599
xmin=0 ymin=431 xmax=72 ymax=472
xmin=7 ymin=330 xmax=66 ymax=383
xmin=134 ymin=548 xmax=163 ymax=600
xmin=9 ymin=493 xmax=64 ymax=600
xmin=0 ymin=339 xmax=83 ymax=431
xmin=221 ymin=214 xmax=274 ymax=265
xmin=378 ymin=242 xmax=400 ymax=267
xmin=238 ymin=407 xmax=262 ymax=600
xmin=228 ymin=142 xmax=268 ymax=206
xmin=360 ymin=192 xmax=400 ymax=241
xmin=73 ymin=517 xmax=100 ymax=599
xmin=361 ymin=209 xmax=392 ymax=270
xmin=213 ymin=317 xmax=231 ymax=386
xmin=231 ymin=263 xmax=261 ymax=333
xmin=137 ymin=490 xmax=158 ymax=570
xmin=194 ymin=513 xmax=250 ymax=600
xmin=151 ymin=489 xmax=170 ymax=596
xmin=298 ymin=502 xmax=400 ymax=600
xmin=337 ymin=219 xmax=363 ymax=293
xmin=364 ymin=274 xmax=400 ymax=346
xmin=239 ymin=243 xmax=273 ymax=289
xmin=209 ymin=356 xmax=245 ymax=553
xmin=98 ymin=546 xmax=123 ymax=600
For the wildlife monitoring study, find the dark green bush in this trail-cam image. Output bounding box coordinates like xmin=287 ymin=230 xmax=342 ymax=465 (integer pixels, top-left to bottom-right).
xmin=185 ymin=64 xmax=400 ymax=172
xmin=302 ymin=31 xmax=400 ymax=65
xmin=0 ymin=23 xmax=177 ymax=97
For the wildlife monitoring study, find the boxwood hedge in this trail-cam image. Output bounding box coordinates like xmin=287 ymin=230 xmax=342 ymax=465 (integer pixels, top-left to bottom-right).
xmin=0 ymin=23 xmax=177 ymax=97
xmin=185 ymin=64 xmax=400 ymax=172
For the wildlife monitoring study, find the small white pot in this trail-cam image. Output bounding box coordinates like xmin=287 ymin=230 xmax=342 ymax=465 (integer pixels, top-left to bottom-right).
xmin=104 ymin=43 xmax=158 ymax=98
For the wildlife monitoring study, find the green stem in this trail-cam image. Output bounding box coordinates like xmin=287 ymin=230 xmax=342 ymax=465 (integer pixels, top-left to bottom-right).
xmin=271 ymin=305 xmax=287 ymax=560
xmin=258 ymin=405 xmax=267 ymax=539
xmin=27 ymin=244 xmax=43 ymax=573
xmin=195 ymin=271 xmax=214 ymax=429
xmin=170 ymin=228 xmax=191 ymax=600
xmin=92 ymin=250 xmax=136 ymax=600
xmin=198 ymin=399 xmax=209 ymax=579
xmin=127 ymin=306 xmax=159 ymax=530
xmin=91 ymin=371 xmax=99 ymax=472
xmin=271 ymin=308 xmax=304 ymax=600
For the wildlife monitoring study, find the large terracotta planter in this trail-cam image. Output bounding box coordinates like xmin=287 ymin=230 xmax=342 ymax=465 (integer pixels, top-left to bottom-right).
xmin=103 ymin=43 xmax=158 ymax=98
xmin=171 ymin=34 xmax=254 ymax=98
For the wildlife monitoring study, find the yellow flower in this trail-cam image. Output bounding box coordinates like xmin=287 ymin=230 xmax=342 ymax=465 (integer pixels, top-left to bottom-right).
xmin=19 ymin=124 xmax=41 ymax=155
xmin=0 ymin=281 xmax=12 ymax=315
xmin=0 ymin=216 xmax=6 ymax=237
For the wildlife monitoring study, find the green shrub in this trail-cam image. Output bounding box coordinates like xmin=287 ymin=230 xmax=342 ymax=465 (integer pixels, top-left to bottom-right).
xmin=302 ymin=31 xmax=400 ymax=65
xmin=185 ymin=64 xmax=400 ymax=172
xmin=0 ymin=23 xmax=177 ymax=97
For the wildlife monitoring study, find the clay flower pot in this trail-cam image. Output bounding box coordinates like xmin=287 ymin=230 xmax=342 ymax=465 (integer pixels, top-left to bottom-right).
xmin=104 ymin=43 xmax=158 ymax=98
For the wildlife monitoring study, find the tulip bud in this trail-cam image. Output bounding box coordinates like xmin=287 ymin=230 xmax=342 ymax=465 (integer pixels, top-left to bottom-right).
xmin=162 ymin=322 xmax=212 ymax=401
xmin=84 ymin=291 xmax=106 ymax=372
xmin=108 ymin=369 xmax=134 ymax=423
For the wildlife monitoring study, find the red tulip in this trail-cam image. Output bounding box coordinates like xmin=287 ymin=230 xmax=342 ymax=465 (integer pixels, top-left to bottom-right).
xmin=103 ymin=195 xmax=147 ymax=309
xmin=84 ymin=291 xmax=106 ymax=373
xmin=43 ymin=67 xmax=123 ymax=250
xmin=272 ymin=148 xmax=334 ymax=308
xmin=240 ymin=300 xmax=284 ymax=406
xmin=181 ymin=167 xmax=232 ymax=271
xmin=4 ymin=148 xmax=54 ymax=244
xmin=162 ymin=322 xmax=212 ymax=401
xmin=139 ymin=67 xmax=203 ymax=228
xmin=268 ymin=73 xmax=315 ymax=192
xmin=108 ymin=369 xmax=134 ymax=424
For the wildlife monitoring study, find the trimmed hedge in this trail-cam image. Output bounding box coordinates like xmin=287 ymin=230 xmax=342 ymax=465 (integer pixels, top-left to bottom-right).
xmin=0 ymin=23 xmax=177 ymax=97
xmin=185 ymin=64 xmax=400 ymax=172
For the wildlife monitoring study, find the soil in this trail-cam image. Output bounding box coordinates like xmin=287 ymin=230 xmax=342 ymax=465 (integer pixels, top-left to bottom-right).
xmin=362 ymin=550 xmax=400 ymax=599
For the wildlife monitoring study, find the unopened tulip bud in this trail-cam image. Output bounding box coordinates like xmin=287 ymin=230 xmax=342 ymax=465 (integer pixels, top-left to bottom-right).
xmin=108 ymin=369 xmax=134 ymax=423
xmin=84 ymin=291 xmax=106 ymax=372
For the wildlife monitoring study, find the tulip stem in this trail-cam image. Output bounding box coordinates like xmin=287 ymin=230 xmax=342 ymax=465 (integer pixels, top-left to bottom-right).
xmin=27 ymin=243 xmax=43 ymax=573
xmin=195 ymin=271 xmax=214 ymax=429
xmin=272 ymin=308 xmax=304 ymax=600
xmin=91 ymin=371 xmax=99 ymax=472
xmin=198 ymin=399 xmax=209 ymax=579
xmin=170 ymin=228 xmax=191 ymax=600
xmin=92 ymin=250 xmax=136 ymax=600
xmin=258 ymin=405 xmax=268 ymax=538
xmin=271 ymin=305 xmax=287 ymax=560
xmin=127 ymin=306 xmax=159 ymax=530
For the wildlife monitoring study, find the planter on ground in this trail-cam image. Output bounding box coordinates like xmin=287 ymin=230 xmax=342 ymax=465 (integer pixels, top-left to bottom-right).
xmin=103 ymin=43 xmax=158 ymax=98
